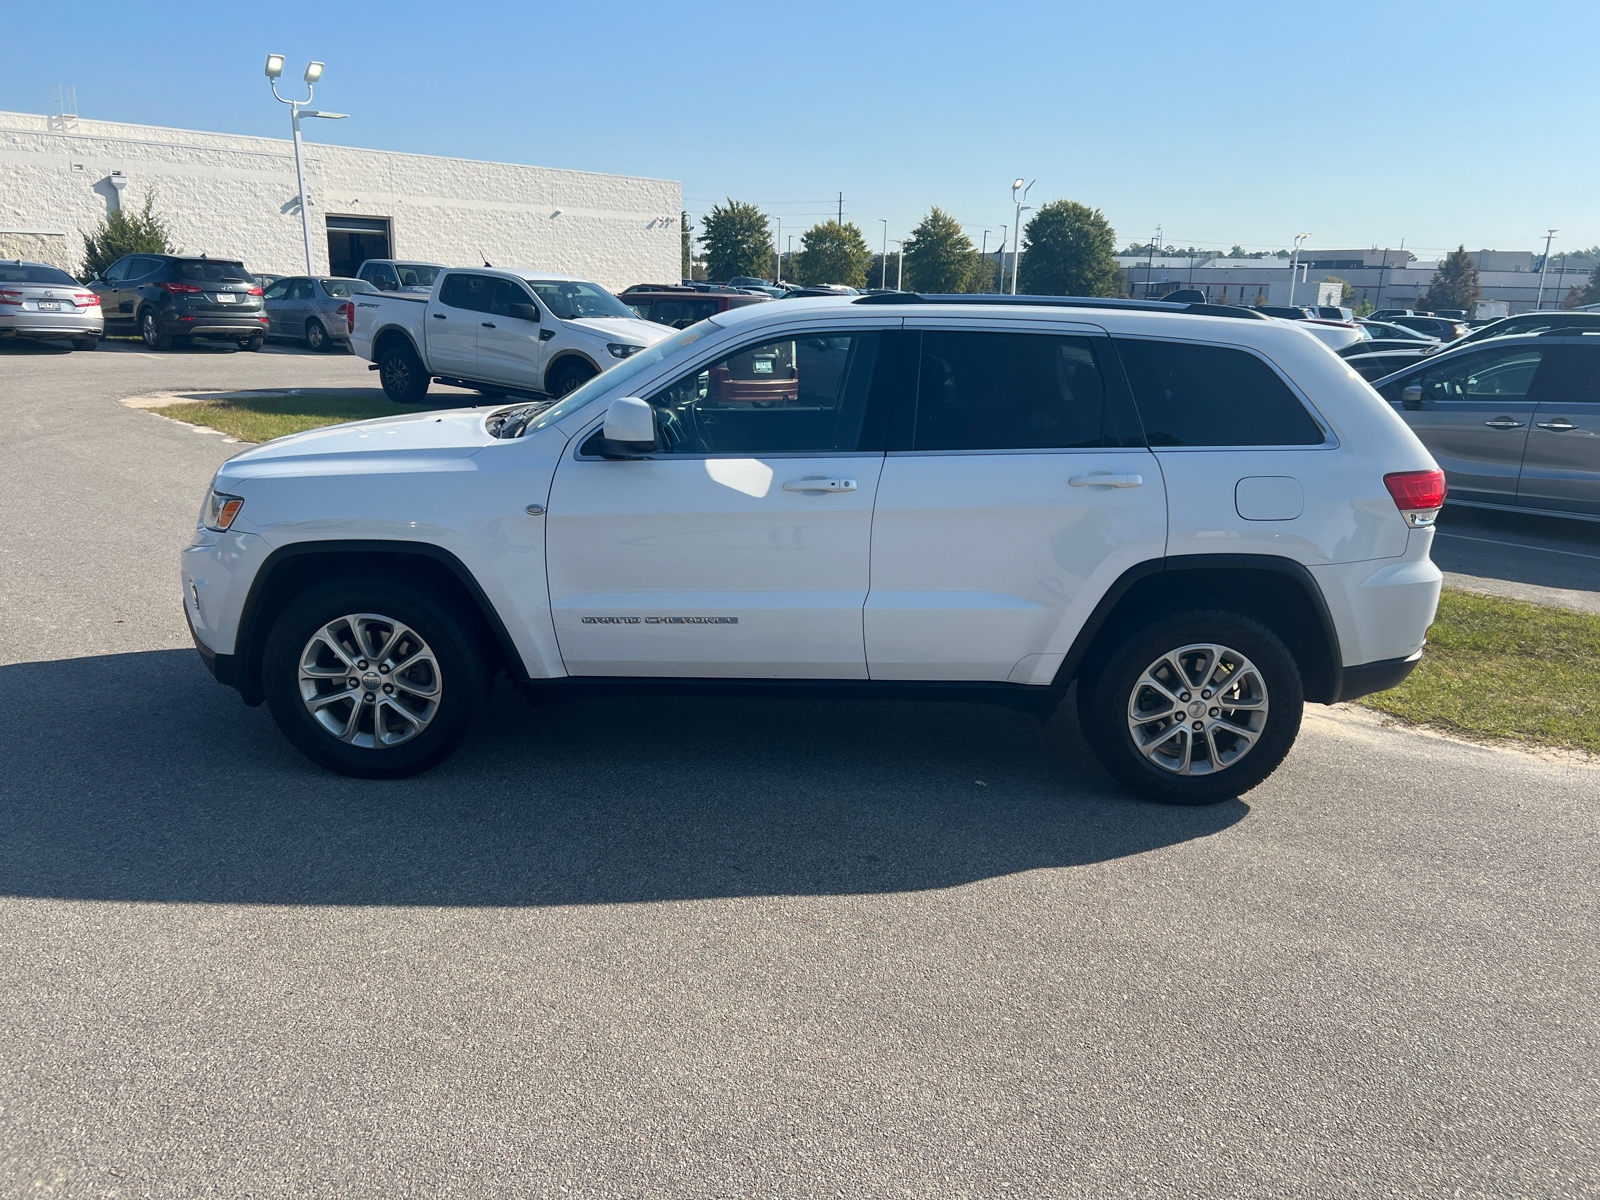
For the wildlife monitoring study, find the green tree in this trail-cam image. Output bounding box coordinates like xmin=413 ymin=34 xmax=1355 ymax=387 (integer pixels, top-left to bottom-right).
xmin=80 ymin=190 xmax=172 ymax=280
xmin=700 ymin=199 xmax=773 ymax=282
xmin=1324 ymin=275 xmax=1354 ymax=304
xmin=793 ymin=220 xmax=873 ymax=288
xmin=680 ymin=210 xmax=693 ymax=282
xmin=1423 ymin=245 xmax=1481 ymax=312
xmin=1580 ymin=260 xmax=1600 ymax=306
xmin=1017 ymin=200 xmax=1120 ymax=297
xmin=901 ymin=207 xmax=978 ymax=294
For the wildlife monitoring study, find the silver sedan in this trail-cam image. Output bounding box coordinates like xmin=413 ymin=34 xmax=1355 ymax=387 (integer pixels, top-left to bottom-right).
xmin=262 ymin=276 xmax=378 ymax=352
xmin=0 ymin=261 xmax=104 ymax=350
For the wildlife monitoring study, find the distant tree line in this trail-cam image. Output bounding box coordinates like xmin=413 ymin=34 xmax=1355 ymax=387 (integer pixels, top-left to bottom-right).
xmin=691 ymin=196 xmax=1125 ymax=297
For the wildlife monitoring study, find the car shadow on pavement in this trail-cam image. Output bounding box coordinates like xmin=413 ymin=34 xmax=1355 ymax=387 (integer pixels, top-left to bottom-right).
xmin=0 ymin=650 xmax=1247 ymax=908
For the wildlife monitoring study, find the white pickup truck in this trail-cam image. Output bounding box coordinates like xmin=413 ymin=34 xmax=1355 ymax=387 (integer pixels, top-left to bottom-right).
xmin=350 ymin=267 xmax=674 ymax=402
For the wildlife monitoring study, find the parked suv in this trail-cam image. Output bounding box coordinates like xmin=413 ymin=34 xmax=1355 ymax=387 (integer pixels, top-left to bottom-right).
xmin=88 ymin=255 xmax=266 ymax=350
xmin=0 ymin=260 xmax=103 ymax=349
xmin=184 ymin=294 xmax=1443 ymax=803
xmin=620 ymin=284 xmax=770 ymax=328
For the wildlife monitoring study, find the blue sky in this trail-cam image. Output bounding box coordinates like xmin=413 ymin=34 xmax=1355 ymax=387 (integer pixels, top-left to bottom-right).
xmin=4 ymin=0 xmax=1596 ymax=261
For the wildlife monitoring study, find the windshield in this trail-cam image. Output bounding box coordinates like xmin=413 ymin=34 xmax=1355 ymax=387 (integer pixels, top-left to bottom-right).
xmin=396 ymin=264 xmax=442 ymax=288
xmin=174 ymin=260 xmax=254 ymax=283
xmin=320 ymin=278 xmax=378 ymax=298
xmin=521 ymin=321 xmax=717 ymax=435
xmin=529 ymin=280 xmax=638 ymax=321
xmin=0 ymin=264 xmax=78 ymax=285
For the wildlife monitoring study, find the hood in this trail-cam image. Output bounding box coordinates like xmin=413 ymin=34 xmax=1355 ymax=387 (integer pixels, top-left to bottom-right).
xmin=565 ymin=315 xmax=675 ymax=347
xmin=218 ymin=407 xmax=495 ymax=482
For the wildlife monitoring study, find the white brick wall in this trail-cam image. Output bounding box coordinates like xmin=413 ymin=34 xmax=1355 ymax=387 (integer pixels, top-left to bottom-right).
xmin=0 ymin=111 xmax=680 ymax=291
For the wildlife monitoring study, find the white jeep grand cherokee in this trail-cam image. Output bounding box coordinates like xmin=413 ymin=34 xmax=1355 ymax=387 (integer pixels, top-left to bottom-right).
xmin=183 ymin=294 xmax=1445 ymax=804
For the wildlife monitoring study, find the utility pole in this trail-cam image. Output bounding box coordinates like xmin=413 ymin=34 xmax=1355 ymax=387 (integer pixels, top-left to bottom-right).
xmin=838 ymin=192 xmax=843 ymax=225
xmin=880 ymin=218 xmax=889 ymax=289
xmin=1535 ymin=229 xmax=1558 ymax=310
xmin=995 ymin=226 xmax=1007 ymax=293
xmin=1146 ymin=225 xmax=1160 ymax=300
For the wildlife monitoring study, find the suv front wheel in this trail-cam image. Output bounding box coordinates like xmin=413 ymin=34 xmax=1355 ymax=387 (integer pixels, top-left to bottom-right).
xmin=1078 ymin=610 xmax=1303 ymax=805
xmin=262 ymin=578 xmax=489 ymax=778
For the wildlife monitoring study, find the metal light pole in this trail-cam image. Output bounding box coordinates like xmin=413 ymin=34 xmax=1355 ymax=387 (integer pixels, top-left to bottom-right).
xmin=995 ymin=226 xmax=1007 ymax=293
xmin=1287 ymin=232 xmax=1310 ymax=307
xmin=1535 ymin=229 xmax=1558 ymax=310
xmin=880 ymin=218 xmax=889 ymax=289
xmin=774 ymin=216 xmax=782 ymax=284
xmin=1010 ymin=178 xmax=1034 ymax=295
xmin=265 ymin=55 xmax=347 ymax=276
xmin=890 ymin=240 xmax=905 ymax=291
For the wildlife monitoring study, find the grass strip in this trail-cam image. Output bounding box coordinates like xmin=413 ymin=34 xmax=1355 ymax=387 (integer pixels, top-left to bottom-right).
xmin=1359 ymin=586 xmax=1600 ymax=755
xmin=148 ymin=392 xmax=444 ymax=442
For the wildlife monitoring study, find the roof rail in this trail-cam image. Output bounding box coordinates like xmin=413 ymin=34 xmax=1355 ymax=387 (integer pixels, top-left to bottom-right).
xmin=852 ymin=292 xmax=1270 ymax=321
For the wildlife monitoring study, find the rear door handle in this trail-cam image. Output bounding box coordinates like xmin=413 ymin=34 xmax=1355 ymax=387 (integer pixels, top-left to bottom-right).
xmin=1483 ymin=416 xmax=1525 ymax=429
xmin=1069 ymin=473 xmax=1143 ymax=488
xmin=432 ymin=312 xmax=447 ymax=319
xmin=1536 ymin=417 xmax=1578 ymax=431
xmin=783 ymin=477 xmax=857 ymax=493
xmin=481 ymin=322 xmax=496 ymax=329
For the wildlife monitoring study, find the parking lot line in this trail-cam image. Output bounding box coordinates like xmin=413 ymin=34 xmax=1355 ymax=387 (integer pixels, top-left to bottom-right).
xmin=1434 ymin=531 xmax=1600 ymax=562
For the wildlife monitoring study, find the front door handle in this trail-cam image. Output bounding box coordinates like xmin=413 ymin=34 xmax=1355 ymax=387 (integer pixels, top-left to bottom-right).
xmin=432 ymin=312 xmax=447 ymax=319
xmin=481 ymin=322 xmax=496 ymax=329
xmin=1536 ymin=417 xmax=1578 ymax=431
xmin=1483 ymin=416 xmax=1525 ymax=429
xmin=783 ymin=477 xmax=857 ymax=493
xmin=1069 ymin=473 xmax=1144 ymax=488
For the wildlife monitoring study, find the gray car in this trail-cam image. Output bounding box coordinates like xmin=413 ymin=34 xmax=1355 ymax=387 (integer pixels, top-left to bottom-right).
xmin=1374 ymin=332 xmax=1600 ymax=519
xmin=262 ymin=276 xmax=378 ymax=351
xmin=0 ymin=260 xmax=104 ymax=350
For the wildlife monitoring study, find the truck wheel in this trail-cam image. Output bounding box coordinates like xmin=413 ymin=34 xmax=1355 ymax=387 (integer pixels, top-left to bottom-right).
xmin=380 ymin=343 xmax=430 ymax=404
xmin=305 ymin=319 xmax=329 ymax=352
xmin=71 ymin=336 xmax=99 ymax=351
xmin=548 ymin=359 xmax=596 ymax=397
xmin=1077 ymin=610 xmax=1303 ymax=805
xmin=140 ymin=309 xmax=172 ymax=351
xmin=261 ymin=577 xmax=490 ymax=779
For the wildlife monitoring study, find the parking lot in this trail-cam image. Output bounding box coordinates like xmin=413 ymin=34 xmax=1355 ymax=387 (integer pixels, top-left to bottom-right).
xmin=2 ymin=340 xmax=1597 ymax=1197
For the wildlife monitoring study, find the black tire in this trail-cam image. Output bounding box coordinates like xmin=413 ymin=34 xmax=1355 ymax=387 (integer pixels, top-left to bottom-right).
xmin=548 ymin=359 xmax=596 ymax=397
xmin=379 ymin=342 xmax=430 ymax=404
xmin=140 ymin=309 xmax=172 ymax=351
xmin=71 ymin=336 xmax=99 ymax=351
xmin=305 ymin=319 xmax=329 ymax=352
xmin=262 ymin=577 xmax=490 ymax=779
xmin=239 ymin=333 xmax=266 ymax=352
xmin=1077 ymin=609 xmax=1303 ymax=805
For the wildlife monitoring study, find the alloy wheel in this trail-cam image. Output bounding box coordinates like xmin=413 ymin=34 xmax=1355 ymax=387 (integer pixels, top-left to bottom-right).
xmin=1125 ymin=642 xmax=1269 ymax=775
xmin=297 ymin=613 xmax=442 ymax=748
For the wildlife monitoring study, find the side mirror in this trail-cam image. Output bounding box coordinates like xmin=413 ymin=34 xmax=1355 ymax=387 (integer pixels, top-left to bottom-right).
xmin=508 ymin=302 xmax=539 ymax=322
xmin=1402 ymin=385 xmax=1423 ymax=411
xmin=598 ymin=396 xmax=657 ymax=455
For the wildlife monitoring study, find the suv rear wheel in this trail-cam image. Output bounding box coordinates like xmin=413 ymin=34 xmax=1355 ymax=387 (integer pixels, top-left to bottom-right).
xmin=1078 ymin=610 xmax=1303 ymax=805
xmin=140 ymin=309 xmax=171 ymax=351
xmin=262 ymin=578 xmax=489 ymax=778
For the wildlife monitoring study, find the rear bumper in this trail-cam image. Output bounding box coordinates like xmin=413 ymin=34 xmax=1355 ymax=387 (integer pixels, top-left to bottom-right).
xmin=0 ymin=319 xmax=102 ymax=338
xmin=1332 ymin=650 xmax=1423 ymax=702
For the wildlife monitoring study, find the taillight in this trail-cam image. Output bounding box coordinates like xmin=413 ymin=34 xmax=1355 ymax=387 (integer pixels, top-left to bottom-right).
xmin=0 ymin=289 xmax=22 ymax=306
xmin=1384 ymin=469 xmax=1446 ymax=527
xmin=75 ymin=292 xmax=101 ymax=307
xmin=159 ymin=281 xmax=202 ymax=295
xmin=340 ymin=301 xmax=354 ymax=333
xmin=248 ymin=286 xmax=264 ymax=296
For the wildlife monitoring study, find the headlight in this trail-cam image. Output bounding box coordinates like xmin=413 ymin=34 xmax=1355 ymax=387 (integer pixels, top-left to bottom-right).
xmin=607 ymin=342 xmax=644 ymax=359
xmin=203 ymin=489 xmax=244 ymax=531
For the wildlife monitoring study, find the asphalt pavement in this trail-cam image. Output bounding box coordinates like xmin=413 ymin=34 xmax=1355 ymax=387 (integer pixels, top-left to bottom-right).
xmin=1 ymin=337 xmax=1596 ymax=1198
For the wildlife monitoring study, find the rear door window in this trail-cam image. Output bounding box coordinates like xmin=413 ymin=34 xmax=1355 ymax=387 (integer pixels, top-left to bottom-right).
xmin=438 ymin=273 xmax=494 ymax=313
xmin=910 ymin=331 xmax=1111 ymax=450
xmin=1113 ymin=338 xmax=1325 ymax=446
xmin=1531 ymin=344 xmax=1600 ymax=405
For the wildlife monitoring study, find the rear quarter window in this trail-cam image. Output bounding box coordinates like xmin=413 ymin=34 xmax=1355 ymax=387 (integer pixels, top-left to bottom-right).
xmin=1113 ymin=338 xmax=1325 ymax=447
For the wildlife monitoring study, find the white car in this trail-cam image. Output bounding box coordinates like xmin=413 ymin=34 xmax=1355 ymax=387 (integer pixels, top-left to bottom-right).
xmin=184 ymin=295 xmax=1444 ymax=804
xmin=349 ymin=268 xmax=674 ymax=402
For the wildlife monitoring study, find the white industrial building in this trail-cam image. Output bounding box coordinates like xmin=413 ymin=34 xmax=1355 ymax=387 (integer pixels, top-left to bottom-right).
xmin=0 ymin=109 xmax=680 ymax=291
xmin=1118 ymin=247 xmax=1596 ymax=314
